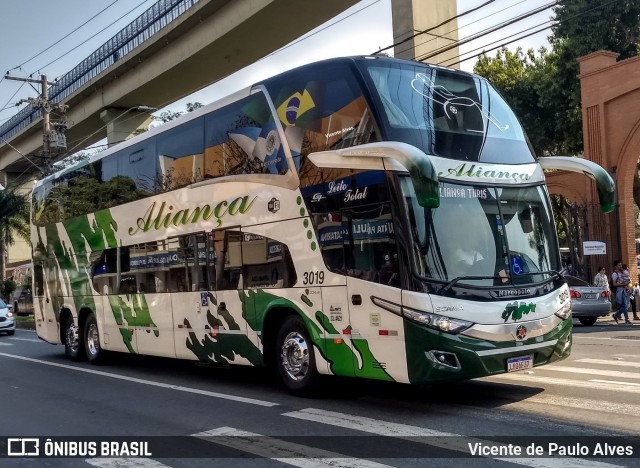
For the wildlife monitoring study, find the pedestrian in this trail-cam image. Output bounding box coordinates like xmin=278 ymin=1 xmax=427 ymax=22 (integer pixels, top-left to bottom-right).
xmin=611 ymin=260 xmax=632 ymax=324
xmin=632 ymin=282 xmax=640 ymax=321
xmin=593 ymin=266 xmax=609 ymax=291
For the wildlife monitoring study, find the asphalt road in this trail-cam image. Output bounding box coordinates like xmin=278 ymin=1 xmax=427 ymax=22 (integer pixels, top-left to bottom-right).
xmin=0 ymin=316 xmax=639 ymax=468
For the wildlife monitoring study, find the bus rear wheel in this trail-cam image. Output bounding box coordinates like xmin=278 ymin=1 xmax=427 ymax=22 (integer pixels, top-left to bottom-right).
xmin=275 ymin=315 xmax=319 ymax=394
xmin=84 ymin=314 xmax=106 ymax=363
xmin=64 ymin=316 xmax=85 ymax=361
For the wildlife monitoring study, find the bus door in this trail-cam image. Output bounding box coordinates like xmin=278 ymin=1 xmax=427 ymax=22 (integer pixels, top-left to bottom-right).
xmin=32 ymin=262 xmax=60 ymax=344
xmin=208 ymin=228 xmax=252 ymax=365
xmin=343 ymin=205 xmax=407 ymax=382
xmin=172 ymin=233 xmax=218 ymax=362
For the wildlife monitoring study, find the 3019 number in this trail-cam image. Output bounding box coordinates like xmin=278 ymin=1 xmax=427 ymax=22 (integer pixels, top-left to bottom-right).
xmin=303 ymin=271 xmax=325 ymax=285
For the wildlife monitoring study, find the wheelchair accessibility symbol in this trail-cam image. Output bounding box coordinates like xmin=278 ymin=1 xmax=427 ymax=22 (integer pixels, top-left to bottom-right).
xmin=511 ymin=256 xmax=524 ymax=275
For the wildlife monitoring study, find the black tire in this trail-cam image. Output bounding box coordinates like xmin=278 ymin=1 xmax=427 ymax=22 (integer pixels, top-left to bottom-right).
xmin=84 ymin=313 xmax=106 ymax=364
xmin=578 ymin=317 xmax=598 ymax=326
xmin=64 ymin=315 xmax=85 ymax=361
xmin=7 ymin=330 xmax=15 ymax=336
xmin=275 ymin=315 xmax=319 ymax=394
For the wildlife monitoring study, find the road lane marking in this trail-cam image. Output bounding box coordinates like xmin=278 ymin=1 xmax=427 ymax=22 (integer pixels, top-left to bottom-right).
xmin=0 ymin=342 xmax=13 ymax=346
xmin=193 ymin=427 xmax=391 ymax=468
xmin=8 ymin=337 xmax=42 ymax=343
xmin=86 ymin=459 xmax=169 ymax=468
xmin=542 ymin=366 xmax=640 ymax=380
xmin=575 ymin=358 xmax=640 ymax=368
xmin=590 ymin=379 xmax=640 ymax=387
xmin=0 ymin=352 xmax=277 ymax=407
xmin=282 ymin=408 xmax=620 ymax=468
xmin=487 ymin=374 xmax=640 ymax=394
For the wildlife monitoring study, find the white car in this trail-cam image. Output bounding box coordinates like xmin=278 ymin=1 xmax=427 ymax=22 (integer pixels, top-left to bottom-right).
xmin=0 ymin=298 xmax=16 ymax=335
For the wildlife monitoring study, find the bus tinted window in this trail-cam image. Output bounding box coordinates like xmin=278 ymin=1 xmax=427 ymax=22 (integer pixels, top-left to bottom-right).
xmin=265 ymin=63 xmax=377 ymax=177
xmin=157 ymin=117 xmax=205 ymax=190
xmin=204 ymin=93 xmax=289 ymax=177
xmin=360 ymin=60 xmax=535 ymax=163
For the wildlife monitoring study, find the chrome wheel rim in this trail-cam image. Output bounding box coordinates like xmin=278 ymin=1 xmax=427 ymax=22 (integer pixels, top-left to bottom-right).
xmin=281 ymin=331 xmax=309 ymax=381
xmin=87 ymin=322 xmax=100 ymax=357
xmin=66 ymin=322 xmax=79 ymax=354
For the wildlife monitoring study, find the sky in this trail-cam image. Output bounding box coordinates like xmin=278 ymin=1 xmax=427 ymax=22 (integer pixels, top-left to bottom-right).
xmin=0 ymin=0 xmax=555 ymax=137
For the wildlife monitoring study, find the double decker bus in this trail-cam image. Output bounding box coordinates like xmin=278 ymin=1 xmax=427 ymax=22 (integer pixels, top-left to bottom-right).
xmin=31 ymin=56 xmax=614 ymax=392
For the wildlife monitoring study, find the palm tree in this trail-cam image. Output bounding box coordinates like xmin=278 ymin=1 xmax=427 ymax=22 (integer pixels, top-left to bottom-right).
xmin=0 ymin=189 xmax=30 ymax=280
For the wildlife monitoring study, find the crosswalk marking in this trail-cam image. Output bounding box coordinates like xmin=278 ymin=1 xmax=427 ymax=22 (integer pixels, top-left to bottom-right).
xmin=542 ymin=366 xmax=640 ymax=380
xmin=86 ymin=459 xmax=169 ymax=468
xmin=573 ymin=336 xmax=640 ymax=342
xmin=590 ymin=379 xmax=640 ymax=388
xmin=282 ymin=408 xmax=621 ymax=468
xmin=193 ymin=427 xmax=391 ymax=468
xmin=501 ymin=394 xmax=640 ymax=417
xmin=575 ymin=358 xmax=640 ymax=368
xmin=488 ymin=374 xmax=640 ymax=394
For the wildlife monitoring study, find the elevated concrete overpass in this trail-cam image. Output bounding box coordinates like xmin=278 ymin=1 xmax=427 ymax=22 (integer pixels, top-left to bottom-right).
xmin=0 ymin=0 xmax=458 ymax=185
xmin=0 ymin=0 xmax=359 ymax=180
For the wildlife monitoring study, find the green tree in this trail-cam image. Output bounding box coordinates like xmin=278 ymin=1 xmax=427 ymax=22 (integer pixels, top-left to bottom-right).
xmin=475 ymin=0 xmax=640 ymax=154
xmin=475 ymin=0 xmax=640 ymax=236
xmin=474 ymin=47 xmax=564 ymax=155
xmin=1 ymin=278 xmax=16 ymax=302
xmin=0 ymin=189 xmax=30 ymax=280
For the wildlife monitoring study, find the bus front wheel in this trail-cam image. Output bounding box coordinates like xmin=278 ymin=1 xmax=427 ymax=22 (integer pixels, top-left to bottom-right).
xmin=84 ymin=314 xmax=106 ymax=364
xmin=275 ymin=315 xmax=319 ymax=394
xmin=64 ymin=316 xmax=84 ymax=361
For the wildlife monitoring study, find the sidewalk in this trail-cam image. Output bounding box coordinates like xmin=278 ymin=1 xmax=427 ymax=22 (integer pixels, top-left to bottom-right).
xmin=597 ymin=312 xmax=640 ymax=324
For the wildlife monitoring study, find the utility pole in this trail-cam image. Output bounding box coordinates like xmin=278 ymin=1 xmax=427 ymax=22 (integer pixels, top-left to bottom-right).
xmin=5 ymin=74 xmax=68 ymax=167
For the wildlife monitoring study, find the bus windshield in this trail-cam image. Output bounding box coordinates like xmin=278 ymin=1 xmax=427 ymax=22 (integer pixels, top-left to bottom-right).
xmin=361 ymin=60 xmax=534 ymax=163
xmin=401 ymin=177 xmax=560 ymax=287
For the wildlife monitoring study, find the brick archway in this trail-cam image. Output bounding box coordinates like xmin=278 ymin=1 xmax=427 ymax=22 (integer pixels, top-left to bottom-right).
xmin=546 ymin=51 xmax=640 ymax=280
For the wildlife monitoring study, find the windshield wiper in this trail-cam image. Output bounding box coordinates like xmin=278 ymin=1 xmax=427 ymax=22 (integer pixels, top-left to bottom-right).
xmin=439 ymin=275 xmax=502 ymax=295
xmin=439 ymin=270 xmax=564 ymax=295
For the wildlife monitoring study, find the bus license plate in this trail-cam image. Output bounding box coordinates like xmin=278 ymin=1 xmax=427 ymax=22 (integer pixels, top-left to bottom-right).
xmin=507 ymin=355 xmax=533 ymax=372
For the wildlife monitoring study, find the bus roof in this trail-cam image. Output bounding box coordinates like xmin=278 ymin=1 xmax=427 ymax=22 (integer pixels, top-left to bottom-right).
xmin=35 ymin=55 xmax=479 ymax=190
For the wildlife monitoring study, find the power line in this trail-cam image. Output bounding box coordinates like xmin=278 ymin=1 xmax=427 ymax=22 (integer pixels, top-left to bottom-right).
xmin=445 ymin=26 xmax=552 ymax=68
xmin=438 ymin=18 xmax=554 ymax=67
xmin=373 ymin=0 xmax=496 ymax=55
xmin=33 ymin=0 xmax=154 ymax=77
xmin=394 ymin=0 xmax=529 ymax=59
xmin=261 ymin=0 xmax=382 ymax=62
xmin=7 ymin=0 xmax=121 ymax=73
xmin=435 ymin=0 xmax=622 ymax=68
xmin=415 ymin=1 xmax=558 ymax=62
xmin=0 ymin=82 xmax=27 ymax=114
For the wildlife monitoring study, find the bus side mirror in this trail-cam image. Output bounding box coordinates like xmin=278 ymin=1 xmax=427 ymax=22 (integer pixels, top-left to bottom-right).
xmin=308 ymin=142 xmax=440 ymax=209
xmin=538 ymin=156 xmax=615 ymax=213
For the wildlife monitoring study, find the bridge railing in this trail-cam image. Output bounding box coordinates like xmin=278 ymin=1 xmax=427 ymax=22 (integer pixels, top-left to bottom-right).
xmin=0 ymin=0 xmax=201 ymax=143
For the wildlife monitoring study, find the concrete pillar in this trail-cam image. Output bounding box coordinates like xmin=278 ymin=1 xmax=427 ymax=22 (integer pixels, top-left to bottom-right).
xmin=99 ymin=108 xmax=155 ymax=147
xmin=391 ymin=0 xmax=459 ymax=67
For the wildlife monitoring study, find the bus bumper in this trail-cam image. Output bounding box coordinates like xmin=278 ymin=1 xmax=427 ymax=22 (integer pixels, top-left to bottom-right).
xmin=405 ymin=316 xmax=572 ymax=384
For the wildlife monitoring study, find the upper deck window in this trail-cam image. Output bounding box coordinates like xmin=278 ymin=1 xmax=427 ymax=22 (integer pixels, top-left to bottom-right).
xmin=361 ymin=61 xmax=535 ymax=164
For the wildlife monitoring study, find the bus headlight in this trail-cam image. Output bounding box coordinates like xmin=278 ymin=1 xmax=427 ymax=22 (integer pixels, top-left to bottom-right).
xmin=555 ymin=301 xmax=572 ymax=320
xmin=402 ymin=307 xmax=473 ymax=334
